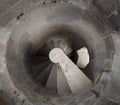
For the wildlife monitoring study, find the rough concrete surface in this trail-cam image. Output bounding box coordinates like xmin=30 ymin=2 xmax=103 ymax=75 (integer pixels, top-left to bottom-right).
xmin=0 ymin=0 xmax=120 ymax=105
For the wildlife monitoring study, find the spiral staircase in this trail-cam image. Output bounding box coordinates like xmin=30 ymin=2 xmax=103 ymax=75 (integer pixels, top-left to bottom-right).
xmin=29 ymin=36 xmax=91 ymax=95
xmin=0 ymin=0 xmax=120 ymax=105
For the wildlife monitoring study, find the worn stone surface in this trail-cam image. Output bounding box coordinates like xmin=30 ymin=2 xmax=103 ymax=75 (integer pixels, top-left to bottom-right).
xmin=0 ymin=0 xmax=27 ymax=26
xmin=94 ymin=0 xmax=119 ymax=15
xmin=102 ymin=33 xmax=120 ymax=104
xmin=0 ymin=28 xmax=33 ymax=105
xmin=0 ymin=0 xmax=119 ymax=105
xmin=77 ymin=47 xmax=89 ymax=69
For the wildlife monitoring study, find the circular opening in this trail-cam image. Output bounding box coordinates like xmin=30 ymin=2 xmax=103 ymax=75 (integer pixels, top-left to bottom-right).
xmin=7 ymin=26 xmax=95 ymax=98
xmin=23 ymin=29 xmax=94 ymax=95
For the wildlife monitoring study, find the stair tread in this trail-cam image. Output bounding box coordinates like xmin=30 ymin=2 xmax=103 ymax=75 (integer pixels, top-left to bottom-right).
xmin=32 ymin=56 xmax=49 ymax=65
xmin=38 ymin=43 xmax=50 ymax=56
xmin=37 ymin=63 xmax=53 ymax=86
xmin=45 ymin=64 xmax=57 ymax=90
xmin=57 ymin=66 xmax=71 ymax=95
xmin=32 ymin=61 xmax=50 ymax=75
xmin=46 ymin=40 xmax=55 ymax=50
xmin=53 ymin=40 xmax=61 ymax=48
xmin=60 ymin=40 xmax=72 ymax=55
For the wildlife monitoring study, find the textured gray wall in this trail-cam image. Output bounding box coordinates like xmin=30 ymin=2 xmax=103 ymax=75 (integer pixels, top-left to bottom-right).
xmin=0 ymin=0 xmax=30 ymax=26
xmin=0 ymin=0 xmax=120 ymax=30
